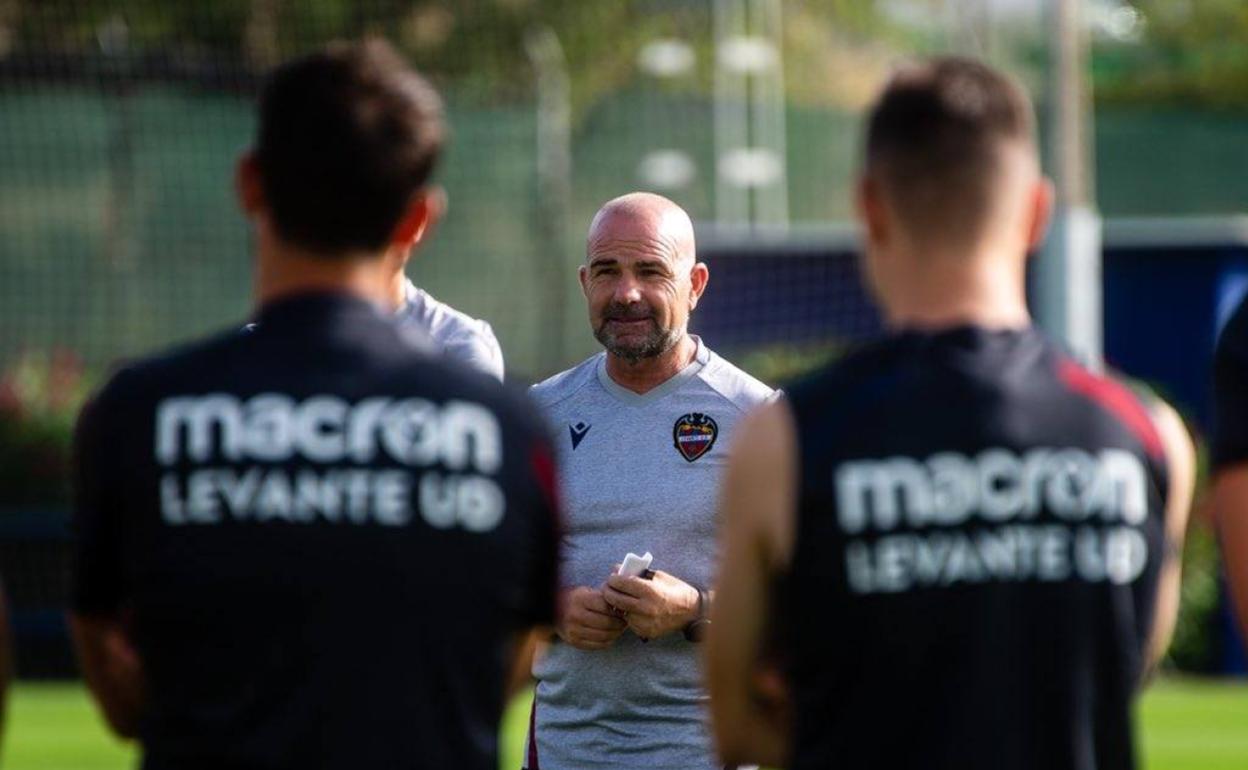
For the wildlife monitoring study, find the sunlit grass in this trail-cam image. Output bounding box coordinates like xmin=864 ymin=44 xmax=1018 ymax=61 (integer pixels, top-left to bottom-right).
xmin=2 ymin=677 xmax=1244 ymax=769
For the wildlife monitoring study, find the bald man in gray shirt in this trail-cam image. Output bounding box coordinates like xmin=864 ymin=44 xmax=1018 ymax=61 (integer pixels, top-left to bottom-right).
xmin=525 ymin=193 xmax=774 ymax=770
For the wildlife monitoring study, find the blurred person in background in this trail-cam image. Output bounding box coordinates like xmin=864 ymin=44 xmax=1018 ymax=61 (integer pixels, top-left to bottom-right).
xmin=524 ymin=192 xmax=774 ymax=770
xmin=67 ymin=39 xmax=558 ymax=770
xmin=1211 ymin=296 xmax=1248 ymax=648
xmin=708 ymin=57 xmax=1195 ymax=770
xmin=382 ymin=189 xmax=505 ymax=381
xmin=238 ymin=80 xmax=504 ymax=381
xmin=247 ymin=190 xmax=504 ymax=380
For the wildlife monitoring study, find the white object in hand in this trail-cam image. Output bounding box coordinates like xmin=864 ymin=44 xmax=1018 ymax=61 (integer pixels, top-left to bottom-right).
xmin=617 ymin=552 xmax=653 ymax=578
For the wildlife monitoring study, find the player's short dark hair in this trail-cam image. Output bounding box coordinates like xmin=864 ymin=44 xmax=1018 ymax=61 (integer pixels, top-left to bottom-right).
xmin=255 ymin=38 xmax=445 ymax=256
xmin=864 ymin=57 xmax=1036 ymax=243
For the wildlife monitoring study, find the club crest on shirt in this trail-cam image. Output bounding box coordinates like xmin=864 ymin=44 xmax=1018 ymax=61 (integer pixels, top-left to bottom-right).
xmin=673 ymin=413 xmax=718 ymax=462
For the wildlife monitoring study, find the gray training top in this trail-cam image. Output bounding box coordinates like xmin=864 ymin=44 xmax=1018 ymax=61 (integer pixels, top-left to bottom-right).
xmin=397 ymin=278 xmax=505 ymax=381
xmin=527 ymin=337 xmax=774 ymax=770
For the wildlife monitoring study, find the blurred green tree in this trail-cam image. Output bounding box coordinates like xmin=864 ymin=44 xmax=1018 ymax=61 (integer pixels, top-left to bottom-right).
xmin=1096 ymin=0 xmax=1248 ymax=108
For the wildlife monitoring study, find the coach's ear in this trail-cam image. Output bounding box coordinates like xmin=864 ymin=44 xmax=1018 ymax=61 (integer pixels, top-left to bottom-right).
xmin=688 ymin=261 xmax=709 ymax=311
xmin=392 ymin=186 xmax=445 ymax=249
xmin=235 ymin=152 xmax=266 ymax=218
xmin=578 ymin=264 xmax=590 ymax=298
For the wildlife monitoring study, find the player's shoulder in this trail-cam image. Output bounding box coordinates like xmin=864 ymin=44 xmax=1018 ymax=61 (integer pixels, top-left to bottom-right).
xmin=442 ymin=327 xmax=504 ymax=382
xmin=780 ymin=336 xmax=900 ymax=409
xmin=1045 ymin=350 xmax=1168 ymax=460
xmin=76 ymin=327 xmax=250 ymax=440
xmin=95 ymin=327 xmax=249 ymax=403
xmin=528 ymin=353 xmax=601 ymax=411
xmin=405 ymin=286 xmax=499 ymax=346
xmin=987 ymin=327 xmax=1171 ymax=463
xmin=698 ymin=346 xmax=776 ymax=413
xmin=403 ymin=285 xmax=505 ymax=380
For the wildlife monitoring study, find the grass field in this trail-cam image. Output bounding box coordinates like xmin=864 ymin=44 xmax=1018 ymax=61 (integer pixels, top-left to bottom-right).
xmin=3 ymin=678 xmax=1246 ymax=769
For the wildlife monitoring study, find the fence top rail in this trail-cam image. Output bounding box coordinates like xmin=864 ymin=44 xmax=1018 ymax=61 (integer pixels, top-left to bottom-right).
xmin=698 ymin=216 xmax=1248 ymax=256
xmin=1102 ymin=216 xmax=1248 ymax=249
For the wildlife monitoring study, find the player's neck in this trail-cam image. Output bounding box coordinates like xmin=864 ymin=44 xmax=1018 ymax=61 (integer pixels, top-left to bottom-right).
xmin=254 ymin=234 xmax=393 ymax=309
xmin=387 ymin=270 xmax=412 ymax=312
xmin=884 ymin=253 xmax=1030 ymax=332
xmin=605 ymin=334 xmax=698 ymax=394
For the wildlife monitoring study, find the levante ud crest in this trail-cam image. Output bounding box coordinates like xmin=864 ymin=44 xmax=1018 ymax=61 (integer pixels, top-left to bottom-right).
xmin=673 ymin=413 xmax=718 ymax=462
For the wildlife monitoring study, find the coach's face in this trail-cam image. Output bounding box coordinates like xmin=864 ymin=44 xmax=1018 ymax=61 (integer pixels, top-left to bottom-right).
xmin=580 ymin=206 xmax=708 ymax=362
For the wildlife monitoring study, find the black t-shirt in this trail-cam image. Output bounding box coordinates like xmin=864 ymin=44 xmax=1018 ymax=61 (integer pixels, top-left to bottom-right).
xmin=779 ymin=326 xmax=1167 ymax=770
xmin=1214 ymin=294 xmax=1248 ymax=471
xmin=72 ymin=293 xmax=559 ymax=770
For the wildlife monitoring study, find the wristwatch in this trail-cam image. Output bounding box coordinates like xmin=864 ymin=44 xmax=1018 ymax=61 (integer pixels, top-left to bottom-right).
xmin=683 ymin=586 xmax=711 ymax=643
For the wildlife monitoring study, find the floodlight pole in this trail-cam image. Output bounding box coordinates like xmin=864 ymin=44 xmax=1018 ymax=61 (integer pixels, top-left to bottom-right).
xmin=712 ymin=0 xmax=749 ymax=226
xmin=526 ymin=27 xmax=573 ymax=375
xmin=749 ymin=0 xmax=788 ymax=228
xmin=1036 ymin=0 xmax=1103 ymax=366
xmin=712 ymin=0 xmax=788 ymax=230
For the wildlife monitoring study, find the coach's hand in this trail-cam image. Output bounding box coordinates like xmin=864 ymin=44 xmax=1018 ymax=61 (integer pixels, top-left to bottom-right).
xmin=556 ymin=586 xmax=628 ymax=651
xmin=603 ymin=570 xmax=699 ymax=641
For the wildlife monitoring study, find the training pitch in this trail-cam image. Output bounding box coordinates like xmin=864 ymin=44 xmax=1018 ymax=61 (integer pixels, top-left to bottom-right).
xmin=3 ymin=679 xmax=1246 ymax=769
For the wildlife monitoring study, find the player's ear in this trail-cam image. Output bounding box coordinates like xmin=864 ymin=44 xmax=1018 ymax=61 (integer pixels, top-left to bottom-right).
xmin=688 ymin=261 xmax=710 ymax=311
xmin=856 ymin=174 xmax=889 ymax=249
xmin=391 ymin=186 xmax=444 ymax=248
xmin=1026 ymin=177 xmax=1056 ymax=253
xmin=424 ymin=185 xmax=448 ymax=231
xmin=235 ymin=151 xmax=265 ymax=217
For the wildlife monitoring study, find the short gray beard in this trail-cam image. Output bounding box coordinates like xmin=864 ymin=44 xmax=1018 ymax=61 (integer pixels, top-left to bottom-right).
xmin=595 ymin=319 xmax=683 ymax=363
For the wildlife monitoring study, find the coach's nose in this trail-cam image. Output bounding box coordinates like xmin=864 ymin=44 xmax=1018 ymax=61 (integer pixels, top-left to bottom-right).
xmin=612 ymin=274 xmax=643 ymax=305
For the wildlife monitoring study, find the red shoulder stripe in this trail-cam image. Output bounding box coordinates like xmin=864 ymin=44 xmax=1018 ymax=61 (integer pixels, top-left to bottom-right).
xmin=526 ymin=696 xmax=541 ymax=769
xmin=530 ymin=441 xmax=556 ymax=499
xmin=1057 ymin=358 xmax=1165 ymax=461
xmin=530 ymin=440 xmax=560 ymax=517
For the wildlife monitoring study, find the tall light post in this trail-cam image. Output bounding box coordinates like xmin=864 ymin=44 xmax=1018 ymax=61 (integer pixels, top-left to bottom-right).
xmin=1036 ymin=0 xmax=1102 ymax=365
xmin=712 ymin=0 xmax=787 ymax=231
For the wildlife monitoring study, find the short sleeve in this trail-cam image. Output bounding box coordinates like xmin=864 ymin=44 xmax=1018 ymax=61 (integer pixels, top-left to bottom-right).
xmin=70 ymin=384 xmax=129 ymax=616
xmin=448 ymin=323 xmax=505 ymax=383
xmin=1213 ymin=298 xmax=1248 ymax=470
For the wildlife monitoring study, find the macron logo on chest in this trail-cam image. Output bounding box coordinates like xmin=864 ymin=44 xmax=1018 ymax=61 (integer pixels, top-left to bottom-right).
xmin=569 ymin=421 xmax=591 ymax=450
